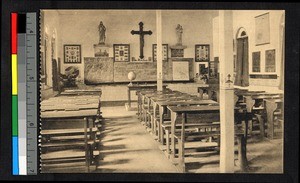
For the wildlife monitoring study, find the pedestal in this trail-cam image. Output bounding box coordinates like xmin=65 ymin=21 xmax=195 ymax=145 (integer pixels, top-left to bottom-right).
xmin=94 ymin=44 xmax=110 ymax=57
xmin=170 ymin=44 xmax=187 ymax=58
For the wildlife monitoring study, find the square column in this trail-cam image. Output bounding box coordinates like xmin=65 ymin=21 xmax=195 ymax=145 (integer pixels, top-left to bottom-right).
xmin=156 ymin=10 xmax=163 ymax=91
xmin=218 ymin=10 xmax=235 ymax=173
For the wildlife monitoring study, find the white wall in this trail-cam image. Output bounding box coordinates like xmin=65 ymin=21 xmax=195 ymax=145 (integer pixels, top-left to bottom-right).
xmin=162 ymin=10 xmax=218 ymax=75
xmin=232 ymin=10 xmax=284 ymax=92
xmin=43 ymin=10 xmax=217 ymax=80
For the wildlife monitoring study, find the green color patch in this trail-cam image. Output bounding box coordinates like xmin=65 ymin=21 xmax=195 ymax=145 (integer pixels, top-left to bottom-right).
xmin=12 ymin=95 xmax=18 ymax=136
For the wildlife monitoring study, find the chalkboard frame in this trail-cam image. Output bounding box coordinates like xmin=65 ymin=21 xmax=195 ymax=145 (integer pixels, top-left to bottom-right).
xmin=113 ymin=44 xmax=130 ymax=62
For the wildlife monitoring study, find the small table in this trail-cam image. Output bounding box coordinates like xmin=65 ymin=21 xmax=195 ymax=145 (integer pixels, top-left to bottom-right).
xmin=127 ymin=84 xmax=168 ymax=109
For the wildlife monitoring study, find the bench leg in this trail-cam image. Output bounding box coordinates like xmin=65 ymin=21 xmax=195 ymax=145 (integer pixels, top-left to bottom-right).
xmin=256 ymin=114 xmax=264 ymax=139
xmin=237 ymin=135 xmax=248 ymax=172
xmin=178 ymin=140 xmax=185 ymax=173
xmin=151 ymin=115 xmax=154 ymax=133
xmin=166 ymin=129 xmax=170 ymax=155
xmin=248 ymin=120 xmax=253 ymax=136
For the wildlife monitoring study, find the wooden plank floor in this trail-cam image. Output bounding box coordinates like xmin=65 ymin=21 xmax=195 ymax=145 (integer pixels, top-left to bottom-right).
xmin=40 ymin=101 xmax=283 ymax=173
xmin=95 ymin=106 xmax=178 ymax=173
xmin=96 ymin=105 xmax=283 ymax=173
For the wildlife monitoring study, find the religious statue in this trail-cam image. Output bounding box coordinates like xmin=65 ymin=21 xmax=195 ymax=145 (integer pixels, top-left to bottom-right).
xmin=176 ymin=24 xmax=183 ymax=45
xmin=98 ymin=21 xmax=106 ymax=44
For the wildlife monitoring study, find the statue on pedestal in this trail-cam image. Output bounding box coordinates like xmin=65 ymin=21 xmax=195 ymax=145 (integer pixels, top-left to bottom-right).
xmin=170 ymin=24 xmax=186 ymax=58
xmin=98 ymin=21 xmax=106 ymax=45
xmin=176 ymin=24 xmax=183 ymax=45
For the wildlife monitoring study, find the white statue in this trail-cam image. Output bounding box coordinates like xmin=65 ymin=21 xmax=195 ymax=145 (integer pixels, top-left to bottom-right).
xmin=176 ymin=24 xmax=183 ymax=45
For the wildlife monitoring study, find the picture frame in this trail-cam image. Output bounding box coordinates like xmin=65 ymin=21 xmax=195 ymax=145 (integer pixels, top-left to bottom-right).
xmin=113 ymin=44 xmax=130 ymax=62
xmin=265 ymin=49 xmax=276 ymax=72
xmin=255 ymin=12 xmax=270 ymax=46
xmin=198 ymin=61 xmax=209 ymax=75
xmin=63 ymin=44 xmax=81 ymax=64
xmin=153 ymin=44 xmax=168 ymax=61
xmin=252 ymin=51 xmax=261 ymax=72
xmin=195 ymin=44 xmax=210 ymax=62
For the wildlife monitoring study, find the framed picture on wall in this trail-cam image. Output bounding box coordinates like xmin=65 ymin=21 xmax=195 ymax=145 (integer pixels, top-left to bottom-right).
xmin=265 ymin=49 xmax=276 ymax=72
xmin=252 ymin=51 xmax=261 ymax=72
xmin=255 ymin=12 xmax=270 ymax=46
xmin=64 ymin=45 xmax=81 ymax=64
xmin=113 ymin=44 xmax=130 ymax=62
xmin=198 ymin=62 xmax=209 ymax=75
xmin=195 ymin=44 xmax=210 ymax=62
xmin=153 ymin=44 xmax=168 ymax=61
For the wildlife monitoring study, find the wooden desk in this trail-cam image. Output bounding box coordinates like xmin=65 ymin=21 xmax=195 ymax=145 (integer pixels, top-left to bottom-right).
xmin=167 ymin=105 xmax=247 ymax=172
xmin=155 ymin=99 xmax=218 ymax=143
xmin=41 ymin=103 xmax=99 ymax=112
xmin=41 ymin=109 xmax=98 ymax=119
xmin=264 ymin=98 xmax=284 ymax=139
xmin=244 ymin=93 xmax=283 ymax=138
xmin=137 ymin=89 xmax=174 ymax=119
xmin=127 ymin=84 xmax=168 ymax=108
xmin=142 ymin=92 xmax=184 ymax=129
xmin=40 ymin=109 xmax=99 ymax=173
xmin=60 ymin=89 xmax=102 ymax=96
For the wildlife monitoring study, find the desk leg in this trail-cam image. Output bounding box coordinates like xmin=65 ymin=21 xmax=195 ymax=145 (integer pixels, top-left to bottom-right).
xmin=128 ymin=88 xmax=131 ymax=108
xmin=159 ymin=106 xmax=164 ymax=143
xmin=170 ymin=111 xmax=178 ymax=161
xmin=153 ymin=104 xmax=157 ymax=136
xmin=255 ymin=114 xmax=264 ymax=139
xmin=267 ymin=110 xmax=275 ymax=139
xmin=266 ymin=101 xmax=277 ymax=139
xmin=237 ymin=135 xmax=248 ymax=172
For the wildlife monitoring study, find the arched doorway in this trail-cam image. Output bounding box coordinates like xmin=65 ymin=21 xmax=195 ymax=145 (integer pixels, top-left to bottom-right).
xmin=234 ymin=27 xmax=249 ymax=87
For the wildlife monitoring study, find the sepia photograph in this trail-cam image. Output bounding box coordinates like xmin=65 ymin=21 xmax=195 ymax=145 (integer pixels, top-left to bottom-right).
xmin=39 ymin=9 xmax=285 ymax=174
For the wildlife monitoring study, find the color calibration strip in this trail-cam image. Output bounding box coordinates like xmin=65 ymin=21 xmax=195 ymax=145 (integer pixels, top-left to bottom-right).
xmin=11 ymin=12 xmax=19 ymax=175
xmin=11 ymin=12 xmax=37 ymax=175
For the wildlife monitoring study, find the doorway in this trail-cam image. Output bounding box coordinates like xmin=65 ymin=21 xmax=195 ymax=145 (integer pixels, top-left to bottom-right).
xmin=234 ymin=28 xmax=249 ymax=87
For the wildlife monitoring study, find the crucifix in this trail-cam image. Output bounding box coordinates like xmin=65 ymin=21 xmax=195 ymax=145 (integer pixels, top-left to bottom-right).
xmin=131 ymin=22 xmax=152 ymax=59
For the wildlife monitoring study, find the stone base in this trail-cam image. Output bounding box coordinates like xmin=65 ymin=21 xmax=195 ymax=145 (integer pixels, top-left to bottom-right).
xmin=94 ymin=44 xmax=110 ymax=57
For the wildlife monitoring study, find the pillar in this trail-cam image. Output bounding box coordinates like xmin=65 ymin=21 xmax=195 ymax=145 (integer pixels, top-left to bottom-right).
xmin=218 ymin=10 xmax=235 ymax=173
xmin=156 ymin=10 xmax=163 ymax=91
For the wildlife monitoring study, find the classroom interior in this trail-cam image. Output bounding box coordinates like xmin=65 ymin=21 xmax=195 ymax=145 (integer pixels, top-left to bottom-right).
xmin=39 ymin=10 xmax=284 ymax=173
